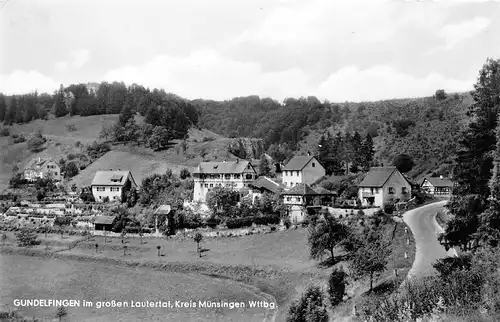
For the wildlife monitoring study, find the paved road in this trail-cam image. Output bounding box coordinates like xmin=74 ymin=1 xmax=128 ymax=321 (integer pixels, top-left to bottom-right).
xmin=403 ymin=201 xmax=457 ymax=279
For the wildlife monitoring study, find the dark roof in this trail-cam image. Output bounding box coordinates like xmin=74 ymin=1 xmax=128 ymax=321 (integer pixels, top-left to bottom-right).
xmin=249 ymin=176 xmax=281 ymax=194
xmin=91 ymin=171 xmax=137 ymax=187
xmin=358 ymin=167 xmax=399 ymax=188
xmin=93 ymin=215 xmax=116 ymax=225
xmin=193 ymin=160 xmax=255 ymax=174
xmin=25 ymin=157 xmax=58 ymax=171
xmin=422 ymin=177 xmax=453 ymax=187
xmin=282 ymin=183 xmax=317 ymax=196
xmin=282 ymin=155 xmax=317 ymax=171
xmin=314 ymin=187 xmax=338 ymax=195
xmin=154 ymin=205 xmax=171 ymax=215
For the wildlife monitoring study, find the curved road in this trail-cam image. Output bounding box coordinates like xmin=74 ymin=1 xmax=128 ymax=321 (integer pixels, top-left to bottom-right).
xmin=403 ymin=201 xmax=457 ymax=279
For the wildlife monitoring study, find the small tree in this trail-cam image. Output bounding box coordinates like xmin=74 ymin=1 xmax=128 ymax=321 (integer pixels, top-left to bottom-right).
xmin=121 ymin=229 xmax=127 ymax=244
xmin=194 ymin=232 xmax=203 ymax=251
xmin=259 ymin=154 xmax=272 ymax=177
xmin=328 ymin=268 xmax=347 ymax=308
xmin=15 ymin=228 xmax=41 ymax=247
xmin=1 ymin=232 xmax=7 ymax=245
xmin=435 ymin=89 xmax=447 ymax=101
xmin=308 ymin=216 xmax=350 ymax=265
xmin=71 ymin=184 xmax=77 ymax=192
xmin=157 ymin=245 xmax=161 ymax=257
xmin=139 ymin=229 xmax=144 ymax=244
xmin=287 ymin=286 xmax=329 ymax=322
xmin=349 ymin=229 xmax=392 ymax=292
xmin=55 ymin=306 xmax=67 ymax=321
xmin=64 ymin=162 xmax=79 ymax=178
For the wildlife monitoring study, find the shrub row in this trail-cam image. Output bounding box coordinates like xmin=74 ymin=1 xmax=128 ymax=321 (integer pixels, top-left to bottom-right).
xmin=225 ymin=214 xmax=280 ymax=229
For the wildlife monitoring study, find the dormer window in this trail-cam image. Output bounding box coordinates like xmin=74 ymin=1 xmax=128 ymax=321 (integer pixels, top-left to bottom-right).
xmin=389 ymin=187 xmax=395 ymax=194
xmin=312 ymin=162 xmax=315 ymax=167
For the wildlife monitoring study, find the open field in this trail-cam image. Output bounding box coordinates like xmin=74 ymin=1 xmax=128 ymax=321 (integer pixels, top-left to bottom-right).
xmin=0 ymin=254 xmax=270 ymax=322
xmin=1 ymin=219 xmax=416 ymax=321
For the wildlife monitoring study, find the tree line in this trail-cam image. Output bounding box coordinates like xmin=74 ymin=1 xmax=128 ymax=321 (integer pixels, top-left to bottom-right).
xmin=317 ymin=131 xmax=375 ymax=175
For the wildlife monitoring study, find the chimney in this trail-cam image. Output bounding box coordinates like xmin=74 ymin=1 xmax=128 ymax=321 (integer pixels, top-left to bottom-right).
xmin=440 ymin=175 xmax=443 ymax=180
xmin=236 ymin=159 xmax=239 ymax=163
xmin=307 ymin=151 xmax=311 ymax=156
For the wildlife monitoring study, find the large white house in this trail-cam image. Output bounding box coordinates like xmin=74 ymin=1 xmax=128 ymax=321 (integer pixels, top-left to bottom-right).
xmin=358 ymin=167 xmax=412 ymax=207
xmin=282 ymin=155 xmax=325 ymax=188
xmin=91 ymin=170 xmax=137 ymax=203
xmin=23 ymin=157 xmax=61 ymax=181
xmin=192 ymin=159 xmax=258 ymax=203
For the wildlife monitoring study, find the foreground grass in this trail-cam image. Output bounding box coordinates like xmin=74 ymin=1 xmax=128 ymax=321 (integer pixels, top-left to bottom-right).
xmin=0 ymin=218 xmax=416 ymax=321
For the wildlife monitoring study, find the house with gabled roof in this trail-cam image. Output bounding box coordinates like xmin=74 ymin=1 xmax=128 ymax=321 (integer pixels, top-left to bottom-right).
xmin=23 ymin=156 xmax=61 ymax=182
xmin=420 ymin=176 xmax=453 ymax=196
xmin=91 ymin=170 xmax=137 ymax=203
xmin=192 ymin=159 xmax=258 ymax=203
xmin=247 ymin=176 xmax=283 ymax=204
xmin=282 ymin=183 xmax=319 ymax=223
xmin=282 ymin=154 xmax=325 ymax=188
xmin=358 ymin=166 xmax=412 ymax=207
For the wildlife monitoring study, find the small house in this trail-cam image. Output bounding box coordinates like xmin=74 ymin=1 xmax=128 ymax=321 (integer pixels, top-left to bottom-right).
xmin=282 ymin=183 xmax=318 ymax=223
xmin=23 ymin=157 xmax=61 ymax=182
xmin=282 ymin=155 xmax=326 ymax=188
xmin=420 ymin=176 xmax=454 ymax=196
xmin=91 ymin=170 xmax=138 ymax=203
xmin=358 ymin=167 xmax=412 ymax=207
xmin=94 ymin=215 xmax=116 ymax=231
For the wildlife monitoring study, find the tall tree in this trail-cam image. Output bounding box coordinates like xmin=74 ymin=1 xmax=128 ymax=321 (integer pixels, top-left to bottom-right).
xmin=351 ymin=131 xmax=363 ymax=172
xmin=119 ymin=101 xmax=134 ymax=126
xmin=53 ymin=85 xmax=68 ymax=117
xmin=5 ymin=95 xmax=18 ymax=125
xmin=362 ymin=133 xmax=375 ymax=170
xmin=0 ymin=94 xmax=6 ymax=121
xmin=308 ymin=216 xmax=350 ymax=264
xmin=259 ymin=154 xmax=272 ymax=177
xmin=443 ymin=58 xmax=500 ymax=250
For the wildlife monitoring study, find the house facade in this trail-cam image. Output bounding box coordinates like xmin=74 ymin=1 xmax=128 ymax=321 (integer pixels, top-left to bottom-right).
xmin=23 ymin=157 xmax=61 ymax=181
xmin=91 ymin=170 xmax=138 ymax=203
xmin=358 ymin=167 xmax=412 ymax=207
xmin=282 ymin=183 xmax=319 ymax=223
xmin=421 ymin=176 xmax=453 ymax=196
xmin=282 ymin=155 xmax=325 ymax=188
xmin=247 ymin=176 xmax=282 ymax=204
xmin=192 ymin=159 xmax=258 ymax=203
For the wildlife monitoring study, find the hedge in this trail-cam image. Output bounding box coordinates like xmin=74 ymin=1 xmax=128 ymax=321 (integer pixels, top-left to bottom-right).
xmin=225 ymin=214 xmax=280 ymax=229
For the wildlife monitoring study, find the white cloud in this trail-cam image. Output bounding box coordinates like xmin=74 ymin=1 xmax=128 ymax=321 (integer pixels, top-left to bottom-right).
xmin=0 ymin=70 xmax=60 ymax=95
xmin=54 ymin=49 xmax=91 ymax=71
xmin=232 ymin=0 xmax=396 ymax=49
xmin=438 ymin=17 xmax=491 ymax=50
xmin=104 ymin=49 xmax=310 ymax=101
xmin=316 ymin=65 xmax=473 ymax=102
xmin=103 ymin=49 xmax=474 ymax=102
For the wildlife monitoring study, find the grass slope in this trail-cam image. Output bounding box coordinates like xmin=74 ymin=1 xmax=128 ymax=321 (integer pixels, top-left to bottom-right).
xmin=0 ymin=115 xmax=239 ymax=191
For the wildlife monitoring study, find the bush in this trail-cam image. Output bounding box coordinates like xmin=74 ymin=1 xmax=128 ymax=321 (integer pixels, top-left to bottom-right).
xmin=206 ymin=217 xmax=220 ymax=229
xmin=180 ymin=168 xmax=191 ymax=179
xmin=435 ymin=89 xmax=448 ymax=101
xmin=328 ymin=268 xmax=347 ymax=308
xmin=27 ymin=136 xmax=46 ymax=152
xmin=12 ymin=134 xmax=26 ymax=144
xmin=0 ymin=128 xmax=10 ymax=137
xmin=383 ymin=201 xmax=395 ymax=214
xmin=66 ymin=124 xmax=77 ymax=132
xmin=202 ymin=137 xmax=215 ymax=142
xmin=15 ymin=228 xmax=41 ymax=247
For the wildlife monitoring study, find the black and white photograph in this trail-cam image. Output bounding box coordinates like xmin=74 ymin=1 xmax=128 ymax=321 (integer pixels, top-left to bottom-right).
xmin=0 ymin=0 xmax=499 ymax=321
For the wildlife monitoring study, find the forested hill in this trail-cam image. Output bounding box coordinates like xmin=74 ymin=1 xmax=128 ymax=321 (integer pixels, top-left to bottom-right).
xmin=194 ymin=92 xmax=473 ymax=178
xmin=0 ymin=82 xmax=472 ymax=179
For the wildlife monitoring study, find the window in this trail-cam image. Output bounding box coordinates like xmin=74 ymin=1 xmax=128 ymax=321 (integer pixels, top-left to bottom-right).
xmin=312 ymin=162 xmax=315 ymax=167
xmin=54 ymin=172 xmax=58 ymax=176
xmin=402 ymin=187 xmax=407 ymax=194
xmin=205 ymin=184 xmax=208 ymax=188
xmin=96 ymin=187 xmax=105 ymax=192
xmin=210 ymin=184 xmax=213 ymax=188
xmin=110 ymin=187 xmax=120 ymax=192
xmin=389 ymin=187 xmax=395 ymax=194
xmin=296 ymin=171 xmax=299 ymax=176
xmin=113 ymin=196 xmax=117 ymax=200
xmin=234 ymin=174 xmax=241 ymax=179
xmin=295 ymin=197 xmax=300 ymax=202
xmin=224 ymin=174 xmax=231 ymax=180
xmin=286 ymin=197 xmax=291 ymax=201
xmin=245 ymin=174 xmax=253 ymax=180
xmin=370 ymin=188 xmax=374 ymax=194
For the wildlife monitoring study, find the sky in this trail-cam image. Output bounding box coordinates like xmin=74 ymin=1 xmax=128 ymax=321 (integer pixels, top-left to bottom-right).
xmin=0 ymin=0 xmax=499 ymax=102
